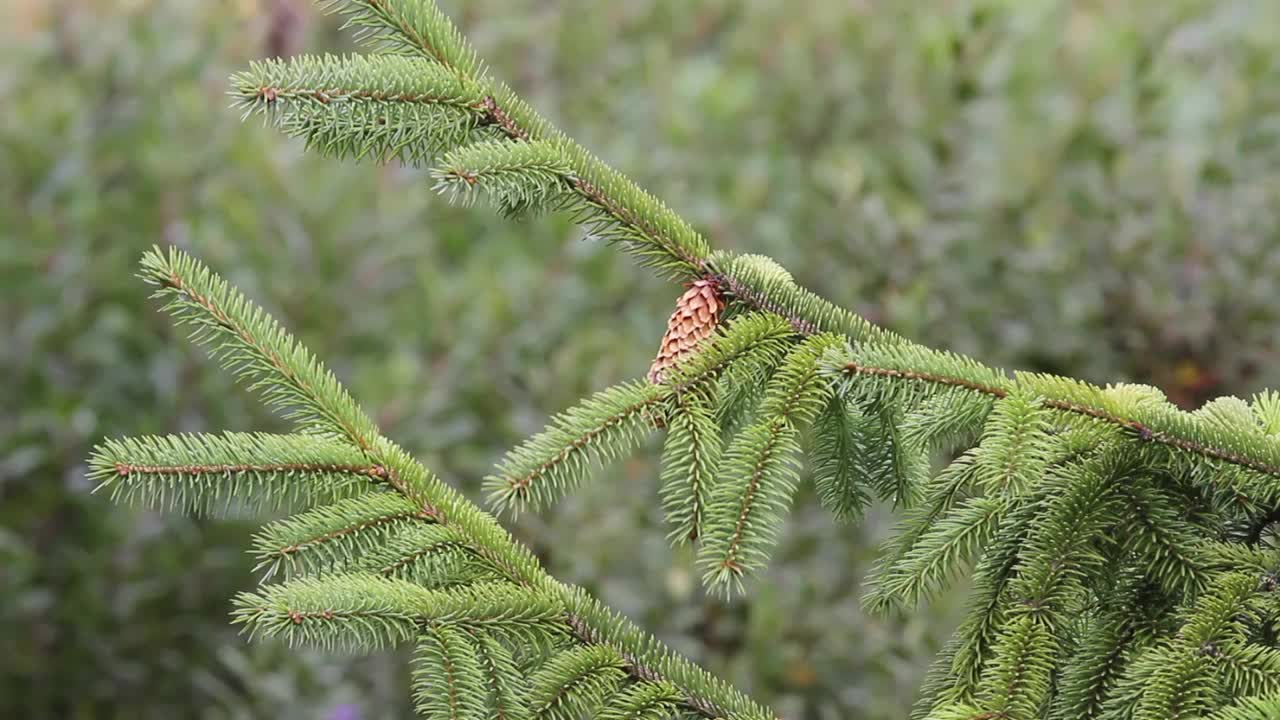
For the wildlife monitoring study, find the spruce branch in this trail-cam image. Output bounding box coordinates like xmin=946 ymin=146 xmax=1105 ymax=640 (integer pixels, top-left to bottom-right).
xmin=139 ymin=246 xmax=385 ymax=457
xmin=707 ymin=317 xmax=797 ymax=442
xmin=251 ymin=491 xmax=432 ymax=577
xmin=233 ymin=575 xmax=567 ymax=651
xmin=1214 ymin=643 xmax=1280 ymax=698
xmin=484 ymin=380 xmax=666 ymax=516
xmin=807 ymin=395 xmax=875 ymax=521
xmin=1048 ymin=601 xmax=1142 ymax=720
xmin=1005 ymin=449 xmax=1131 ymax=624
xmin=252 ymin=497 xmax=492 ymax=589
xmin=562 ymin=589 xmax=774 ymax=720
xmin=89 ymin=432 xmax=385 ymax=515
xmin=107 ymin=248 xmax=779 ymax=720
xmin=971 ymin=391 xmax=1054 ymax=496
xmin=433 ymin=139 xmax=575 ymax=216
xmin=874 ymin=402 xmax=933 ymax=507
xmin=1199 ymin=542 xmax=1280 ymax=575
xmin=139 ymin=246 xmax=549 ymax=585
xmin=530 ymin=136 xmax=713 ymax=279
xmin=863 ymin=451 xmax=981 ymax=615
xmin=413 ymin=625 xmax=491 ymax=720
xmin=323 ymin=0 xmax=484 ymax=75
xmin=1114 ymin=477 xmax=1209 ymax=598
xmin=709 ymin=252 xmax=903 ymax=346
xmin=881 ymin=495 xmax=1010 ymax=609
xmin=230 ymin=54 xmax=490 ymax=164
xmin=471 ymin=634 xmax=534 ymax=720
xmin=1206 ymin=695 xmax=1280 ymax=720
xmin=1123 ymin=572 xmax=1265 ymax=719
xmin=974 ymin=613 xmax=1056 ymax=720
xmin=897 ymin=390 xmax=998 ymax=472
xmin=863 ymin=401 xmax=934 ymax=510
xmin=597 ymin=681 xmax=686 ymax=720
xmin=830 ymin=342 xmax=1280 ymax=498
xmin=936 ymin=488 xmax=1049 ymax=704
xmin=527 ymin=645 xmax=629 ymax=720
xmin=660 ymin=388 xmax=722 ymax=544
xmin=230 ymin=53 xmax=484 ymax=108
xmin=697 ymin=334 xmax=840 ymax=593
xmin=368 ymin=524 xmax=495 ymax=588
xmin=283 ymin=2 xmax=714 ymax=279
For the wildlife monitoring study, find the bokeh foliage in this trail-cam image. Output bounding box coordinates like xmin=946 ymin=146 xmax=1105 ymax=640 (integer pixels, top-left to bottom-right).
xmin=2 ymin=0 xmax=1279 ymax=718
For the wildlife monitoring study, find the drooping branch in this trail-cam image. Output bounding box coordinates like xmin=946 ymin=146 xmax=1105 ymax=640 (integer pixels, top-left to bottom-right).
xmin=837 ymin=355 xmax=1280 ymax=487
xmin=698 ymin=335 xmax=838 ymax=591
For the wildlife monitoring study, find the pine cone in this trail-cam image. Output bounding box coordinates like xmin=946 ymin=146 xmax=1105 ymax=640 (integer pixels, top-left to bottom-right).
xmin=648 ymin=279 xmax=724 ymax=384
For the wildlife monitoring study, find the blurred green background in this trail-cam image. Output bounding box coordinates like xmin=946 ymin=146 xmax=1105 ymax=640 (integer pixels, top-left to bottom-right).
xmin=3 ymin=0 xmax=1280 ymax=718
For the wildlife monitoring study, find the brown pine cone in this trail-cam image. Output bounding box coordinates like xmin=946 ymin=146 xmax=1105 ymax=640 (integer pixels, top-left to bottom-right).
xmin=648 ymin=279 xmax=724 ymax=384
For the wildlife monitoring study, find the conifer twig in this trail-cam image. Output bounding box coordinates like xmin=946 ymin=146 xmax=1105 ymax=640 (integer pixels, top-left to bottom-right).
xmin=112 ymin=246 xmax=779 ymax=720
xmin=838 ymin=358 xmax=1280 ymax=484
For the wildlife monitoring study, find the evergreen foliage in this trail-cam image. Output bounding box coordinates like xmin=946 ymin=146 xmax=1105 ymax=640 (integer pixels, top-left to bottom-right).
xmin=93 ymin=246 xmax=775 ymax=720
xmin=88 ymin=1 xmax=1280 ymax=718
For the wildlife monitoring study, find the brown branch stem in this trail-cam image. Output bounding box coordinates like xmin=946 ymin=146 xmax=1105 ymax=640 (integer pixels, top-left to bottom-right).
xmin=250 ymin=85 xmax=481 ymax=108
xmin=114 ymin=461 xmax=388 ymax=480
